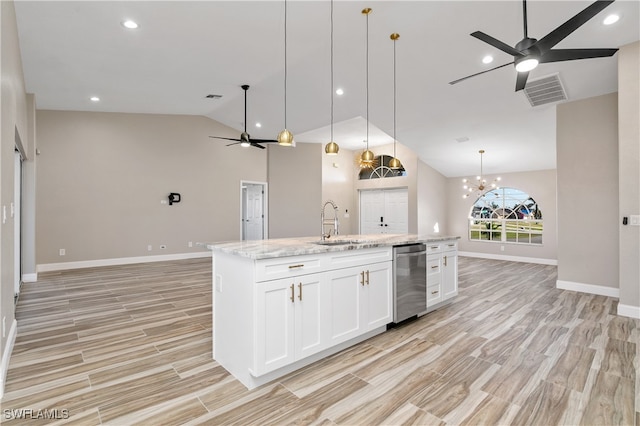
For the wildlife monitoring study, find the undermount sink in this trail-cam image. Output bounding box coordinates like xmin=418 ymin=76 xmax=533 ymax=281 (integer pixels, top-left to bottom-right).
xmin=313 ymin=239 xmax=368 ymax=246
xmin=313 ymin=239 xmax=356 ymax=246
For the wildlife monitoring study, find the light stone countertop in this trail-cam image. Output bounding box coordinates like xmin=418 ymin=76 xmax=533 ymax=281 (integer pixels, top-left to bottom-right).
xmin=206 ymin=234 xmax=460 ymax=260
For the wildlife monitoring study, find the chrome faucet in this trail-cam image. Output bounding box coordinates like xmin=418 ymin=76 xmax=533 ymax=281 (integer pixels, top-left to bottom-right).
xmin=321 ymin=200 xmax=339 ymax=241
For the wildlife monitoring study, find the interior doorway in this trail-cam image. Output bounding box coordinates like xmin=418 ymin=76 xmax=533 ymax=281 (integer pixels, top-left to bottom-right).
xmin=14 ymin=149 xmax=23 ymax=298
xmin=241 ymin=181 xmax=268 ymax=241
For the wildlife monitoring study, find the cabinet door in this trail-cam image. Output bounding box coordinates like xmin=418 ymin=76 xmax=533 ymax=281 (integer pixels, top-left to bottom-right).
xmin=327 ymin=266 xmax=365 ymax=345
xmin=364 ymin=261 xmax=393 ymax=330
xmin=254 ymin=279 xmax=296 ymax=375
xmin=295 ymin=274 xmax=325 ymax=359
xmin=442 ymin=250 xmax=458 ymax=301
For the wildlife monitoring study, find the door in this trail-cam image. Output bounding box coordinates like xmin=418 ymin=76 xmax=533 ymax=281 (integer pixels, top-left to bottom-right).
xmin=327 ymin=266 xmax=364 ymax=345
xmin=364 ymin=261 xmax=393 ymax=330
xmin=241 ymin=182 xmax=266 ymax=240
xmin=359 ymin=188 xmax=408 ymax=234
xmin=14 ymin=150 xmax=22 ymax=296
xmin=295 ymin=274 xmax=324 ymax=359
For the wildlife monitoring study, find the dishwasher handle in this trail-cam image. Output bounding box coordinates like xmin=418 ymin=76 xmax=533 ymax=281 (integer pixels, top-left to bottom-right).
xmin=396 ymin=250 xmax=427 ymax=258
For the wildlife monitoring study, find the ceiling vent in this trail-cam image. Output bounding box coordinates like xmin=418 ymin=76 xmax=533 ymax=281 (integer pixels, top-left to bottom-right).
xmin=523 ymin=73 xmax=567 ymax=107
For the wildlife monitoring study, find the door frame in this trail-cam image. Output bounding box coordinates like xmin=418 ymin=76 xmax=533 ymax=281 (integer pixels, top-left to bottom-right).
xmin=240 ymin=180 xmax=268 ymax=240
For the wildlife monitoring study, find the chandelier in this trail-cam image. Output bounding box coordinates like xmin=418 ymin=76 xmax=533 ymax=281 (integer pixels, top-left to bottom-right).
xmin=462 ymin=149 xmax=501 ymax=198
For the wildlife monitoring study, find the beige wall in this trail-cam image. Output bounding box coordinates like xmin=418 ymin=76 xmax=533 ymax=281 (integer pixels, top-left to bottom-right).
xmin=322 ymin=146 xmax=356 ymax=235
xmin=557 ymin=93 xmax=619 ymax=288
xmin=618 ymin=41 xmax=640 ymax=313
xmin=1 ymin=0 xmax=31 ymax=394
xmin=417 ymin=158 xmax=449 ymax=236
xmin=448 ymin=169 xmax=558 ymax=262
xmin=35 ymin=110 xmax=267 ymax=264
xmin=268 ymin=142 xmax=322 ymax=238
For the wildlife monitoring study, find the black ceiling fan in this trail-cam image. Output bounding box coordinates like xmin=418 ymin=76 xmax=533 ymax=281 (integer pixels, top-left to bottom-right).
xmin=209 ymin=84 xmax=278 ymax=149
xmin=449 ymin=0 xmax=619 ymax=91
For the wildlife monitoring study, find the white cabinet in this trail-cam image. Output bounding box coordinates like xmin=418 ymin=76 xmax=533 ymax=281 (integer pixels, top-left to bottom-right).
xmin=426 ymin=241 xmax=458 ymax=308
xmin=327 ymin=261 xmax=392 ymax=346
xmin=254 ymin=273 xmax=325 ymax=376
xmin=251 ymin=248 xmax=392 ymax=378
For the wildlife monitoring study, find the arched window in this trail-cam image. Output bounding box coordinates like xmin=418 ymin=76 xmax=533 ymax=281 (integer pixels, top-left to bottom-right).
xmin=358 ymin=155 xmax=407 ymax=180
xmin=468 ymin=187 xmax=543 ymax=244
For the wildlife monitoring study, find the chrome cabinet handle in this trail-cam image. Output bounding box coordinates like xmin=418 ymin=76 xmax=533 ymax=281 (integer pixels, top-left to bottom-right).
xmin=298 ymin=283 xmax=302 ymax=301
xmin=290 ymin=284 xmax=295 ymax=302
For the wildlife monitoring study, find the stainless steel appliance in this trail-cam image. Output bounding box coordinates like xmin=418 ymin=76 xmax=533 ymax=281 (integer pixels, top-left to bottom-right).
xmin=393 ymin=243 xmax=427 ymax=323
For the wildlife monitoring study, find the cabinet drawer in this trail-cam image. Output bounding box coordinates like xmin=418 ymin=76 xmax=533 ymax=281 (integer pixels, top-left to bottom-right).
xmin=427 ymin=282 xmax=442 ymax=305
xmin=255 ymin=255 xmax=323 ymax=282
xmin=443 ymin=241 xmax=458 ymax=251
xmin=326 ymin=247 xmax=392 ymax=269
xmin=427 ymin=256 xmax=441 ymax=275
xmin=426 ymin=243 xmax=441 ymax=254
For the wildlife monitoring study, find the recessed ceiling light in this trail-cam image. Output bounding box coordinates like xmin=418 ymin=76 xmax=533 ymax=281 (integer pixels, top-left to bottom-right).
xmin=255 ymin=122 xmax=262 ymax=128
xmin=90 ymin=96 xmax=100 ymax=102
xmin=603 ymin=14 xmax=619 ymax=25
xmin=122 ymin=20 xmax=139 ymax=29
xmin=336 ymin=88 xmax=344 ymax=95
xmin=482 ymin=55 xmax=494 ymax=64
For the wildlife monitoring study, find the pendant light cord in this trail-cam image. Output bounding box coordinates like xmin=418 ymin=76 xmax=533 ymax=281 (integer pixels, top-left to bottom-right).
xmin=330 ymin=0 xmax=334 ymax=142
xmin=365 ymin=10 xmax=369 ymax=150
xmin=284 ymin=0 xmax=288 ymax=129
xmin=393 ymin=36 xmax=397 ymax=159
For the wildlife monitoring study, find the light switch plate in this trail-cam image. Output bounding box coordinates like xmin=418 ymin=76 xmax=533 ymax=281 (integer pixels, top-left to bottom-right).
xmin=630 ymin=215 xmax=640 ymax=226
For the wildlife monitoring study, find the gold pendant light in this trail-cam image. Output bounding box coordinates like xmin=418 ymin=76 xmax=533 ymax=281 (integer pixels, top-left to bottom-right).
xmin=277 ymin=0 xmax=294 ymax=146
xmin=324 ymin=0 xmax=339 ymax=155
xmin=389 ymin=32 xmax=402 ymax=170
xmin=359 ymin=7 xmax=375 ymax=169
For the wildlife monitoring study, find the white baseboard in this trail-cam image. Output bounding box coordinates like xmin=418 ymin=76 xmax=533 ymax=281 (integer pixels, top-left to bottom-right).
xmin=22 ymin=273 xmax=37 ymax=283
xmin=556 ymin=279 xmax=620 ymax=298
xmin=458 ymin=251 xmax=557 ymax=266
xmin=37 ymin=251 xmax=212 ymax=273
xmin=617 ymin=303 xmax=640 ymax=319
xmin=0 ymin=319 xmax=18 ymax=399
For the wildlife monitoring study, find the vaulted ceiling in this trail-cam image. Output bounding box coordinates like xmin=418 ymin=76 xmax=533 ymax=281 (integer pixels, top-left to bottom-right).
xmin=14 ymin=1 xmax=640 ymax=177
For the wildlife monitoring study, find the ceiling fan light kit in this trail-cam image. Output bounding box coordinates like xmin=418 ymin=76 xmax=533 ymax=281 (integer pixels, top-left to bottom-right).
xmin=450 ymin=0 xmax=618 ymax=91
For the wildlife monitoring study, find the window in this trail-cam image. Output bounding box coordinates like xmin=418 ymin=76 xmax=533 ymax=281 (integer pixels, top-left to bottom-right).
xmin=468 ymin=187 xmax=543 ymax=245
xmin=358 ymin=155 xmax=407 ymax=180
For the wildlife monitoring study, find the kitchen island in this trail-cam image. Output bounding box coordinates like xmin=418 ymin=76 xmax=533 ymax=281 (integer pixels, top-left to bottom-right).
xmin=207 ymin=234 xmax=459 ymax=389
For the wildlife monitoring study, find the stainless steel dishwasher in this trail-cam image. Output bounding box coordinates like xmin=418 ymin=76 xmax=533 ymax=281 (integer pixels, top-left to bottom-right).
xmin=393 ymin=243 xmax=427 ymax=323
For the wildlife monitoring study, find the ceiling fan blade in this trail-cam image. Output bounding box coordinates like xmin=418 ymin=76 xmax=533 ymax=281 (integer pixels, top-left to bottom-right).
xmin=471 ymin=31 xmax=524 ymax=57
xmin=515 ymin=71 xmax=530 ymax=91
xmin=449 ymin=62 xmax=514 ymax=85
xmin=535 ymin=0 xmax=615 ymax=52
xmin=226 ymin=141 xmax=242 ymax=147
xmin=251 ymin=143 xmax=266 ymax=149
xmin=249 ymin=138 xmax=279 ymax=144
xmin=209 ymin=136 xmax=242 ymax=142
xmin=540 ymin=48 xmax=618 ymax=63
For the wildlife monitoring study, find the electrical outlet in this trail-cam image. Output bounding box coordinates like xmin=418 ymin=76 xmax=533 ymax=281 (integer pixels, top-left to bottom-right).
xmin=160 ymin=244 xmax=167 ymax=249
xmin=630 ymin=215 xmax=640 ymax=226
xmin=59 ymin=248 xmax=66 ymax=256
xmin=188 ymin=241 xmax=193 ymax=248
xmin=147 ymin=245 xmax=152 ymax=251
xmin=500 ymin=245 xmax=505 ymax=252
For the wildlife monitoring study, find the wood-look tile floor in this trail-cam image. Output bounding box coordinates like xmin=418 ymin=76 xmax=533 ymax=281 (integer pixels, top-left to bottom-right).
xmin=2 ymin=257 xmax=638 ymax=425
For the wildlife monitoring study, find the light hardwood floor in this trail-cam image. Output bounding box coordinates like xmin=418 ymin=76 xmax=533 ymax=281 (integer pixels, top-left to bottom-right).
xmin=1 ymin=257 xmax=638 ymax=425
